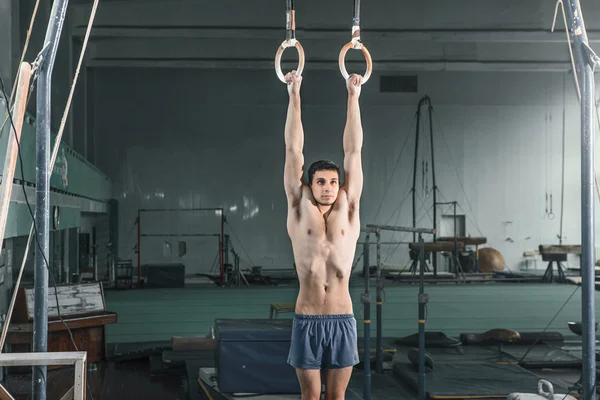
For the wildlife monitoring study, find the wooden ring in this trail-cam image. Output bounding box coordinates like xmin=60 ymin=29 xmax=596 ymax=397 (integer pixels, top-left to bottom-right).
xmin=275 ymin=40 xmax=305 ymax=83
xmin=338 ymin=40 xmax=372 ymax=84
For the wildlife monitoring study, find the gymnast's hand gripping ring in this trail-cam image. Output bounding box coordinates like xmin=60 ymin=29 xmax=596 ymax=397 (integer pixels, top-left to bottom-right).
xmin=338 ymin=38 xmax=372 ymax=84
xmin=275 ymin=39 xmax=305 ymax=83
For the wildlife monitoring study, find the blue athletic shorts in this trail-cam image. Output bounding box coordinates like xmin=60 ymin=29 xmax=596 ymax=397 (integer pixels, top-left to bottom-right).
xmin=287 ymin=313 xmax=360 ymax=370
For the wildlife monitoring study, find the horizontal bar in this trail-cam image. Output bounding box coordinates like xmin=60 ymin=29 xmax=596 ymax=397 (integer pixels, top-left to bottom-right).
xmin=358 ymin=241 xmax=412 ymax=245
xmin=0 ymin=351 xmax=87 ymax=367
xmin=140 ymin=233 xmax=220 ymax=237
xmin=435 ymin=201 xmax=458 ymax=205
xmin=391 ymin=277 xmax=544 ymax=284
xmin=139 ymin=208 xmax=223 ymax=212
xmin=364 ymin=224 xmax=435 ymax=235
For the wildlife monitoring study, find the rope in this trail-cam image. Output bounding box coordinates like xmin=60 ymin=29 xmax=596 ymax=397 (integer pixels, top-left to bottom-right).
xmin=559 ymin=74 xmax=566 ymax=243
xmin=552 ymin=0 xmax=580 ymax=100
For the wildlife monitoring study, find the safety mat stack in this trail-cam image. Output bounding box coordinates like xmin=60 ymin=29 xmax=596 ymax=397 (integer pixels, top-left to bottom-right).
xmin=394 ymin=362 xmax=576 ymax=399
xmin=391 ymin=330 xmax=582 ymax=399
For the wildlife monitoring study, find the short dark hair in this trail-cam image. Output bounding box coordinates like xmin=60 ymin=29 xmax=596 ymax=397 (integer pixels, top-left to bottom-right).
xmin=308 ymin=160 xmax=340 ymax=184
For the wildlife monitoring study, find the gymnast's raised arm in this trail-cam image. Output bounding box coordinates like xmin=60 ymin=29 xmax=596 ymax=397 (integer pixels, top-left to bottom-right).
xmin=341 ymin=74 xmax=364 ymax=211
xmin=283 ymin=71 xmax=305 ymax=205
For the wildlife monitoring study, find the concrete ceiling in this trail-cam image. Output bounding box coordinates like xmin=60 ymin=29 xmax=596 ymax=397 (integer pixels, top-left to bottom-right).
xmin=70 ymin=0 xmax=600 ymax=72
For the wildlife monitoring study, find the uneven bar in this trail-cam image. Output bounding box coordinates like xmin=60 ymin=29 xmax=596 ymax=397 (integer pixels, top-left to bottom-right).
xmin=365 ymin=224 xmax=435 ymax=235
xmin=361 ymin=224 xmax=434 ymax=400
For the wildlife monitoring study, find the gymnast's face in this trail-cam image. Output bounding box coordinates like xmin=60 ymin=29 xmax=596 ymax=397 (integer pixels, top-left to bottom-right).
xmin=310 ymin=170 xmax=339 ymax=206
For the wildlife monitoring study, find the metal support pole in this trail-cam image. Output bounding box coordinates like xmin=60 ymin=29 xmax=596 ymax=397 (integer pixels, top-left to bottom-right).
xmin=580 ymin=46 xmax=597 ymax=400
xmin=412 ymin=96 xmax=437 ymax=250
xmin=562 ymin=1 xmax=596 ymax=398
xmin=428 ymin=101 xmax=437 ymax=277
xmin=92 ymin=226 xmax=97 ymax=281
xmin=453 ymin=202 xmax=458 ymax=276
xmin=418 ymin=233 xmax=428 ymax=400
xmin=34 ymin=0 xmax=70 ymax=398
xmin=411 ymin=103 xmax=421 ymax=243
xmin=375 ymin=231 xmax=382 ymax=374
xmin=362 ymin=233 xmax=371 ymax=400
xmin=137 ymin=210 xmax=141 ymax=284
xmin=220 ymin=212 xmax=225 ymax=285
xmin=579 ymin=52 xmax=597 ymax=400
xmin=224 ymin=234 xmax=230 ymax=265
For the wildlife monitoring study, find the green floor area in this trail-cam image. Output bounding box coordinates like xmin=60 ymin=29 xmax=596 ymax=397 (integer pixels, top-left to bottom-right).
xmin=104 ymin=281 xmax=588 ymax=344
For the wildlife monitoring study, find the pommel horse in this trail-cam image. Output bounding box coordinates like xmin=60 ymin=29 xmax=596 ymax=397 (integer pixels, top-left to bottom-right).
xmin=538 ymin=244 xmax=581 ymax=283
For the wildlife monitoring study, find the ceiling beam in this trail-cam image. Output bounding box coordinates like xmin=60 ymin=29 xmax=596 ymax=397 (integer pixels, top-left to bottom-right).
xmin=74 ymin=26 xmax=600 ymax=43
xmin=87 ymin=58 xmax=573 ymax=72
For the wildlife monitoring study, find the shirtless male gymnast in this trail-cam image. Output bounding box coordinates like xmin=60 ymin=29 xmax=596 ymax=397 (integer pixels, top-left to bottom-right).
xmin=283 ymin=70 xmax=364 ymax=400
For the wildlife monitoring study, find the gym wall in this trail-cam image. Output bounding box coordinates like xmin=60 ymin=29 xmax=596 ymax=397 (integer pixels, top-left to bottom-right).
xmin=91 ymin=68 xmax=582 ymax=273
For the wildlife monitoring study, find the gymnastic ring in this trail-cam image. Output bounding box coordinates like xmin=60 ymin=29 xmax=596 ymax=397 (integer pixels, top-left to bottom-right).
xmin=275 ymin=39 xmax=305 ymax=83
xmin=338 ymin=40 xmax=372 ymax=84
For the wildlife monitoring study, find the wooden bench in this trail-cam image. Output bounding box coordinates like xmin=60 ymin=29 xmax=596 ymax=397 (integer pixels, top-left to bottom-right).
xmin=7 ymin=282 xmax=117 ymax=364
xmin=269 ymin=303 xmax=295 ymax=319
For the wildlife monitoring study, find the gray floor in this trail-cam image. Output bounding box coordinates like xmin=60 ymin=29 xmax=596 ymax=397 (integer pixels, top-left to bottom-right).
xmin=194 ymin=367 xmax=413 ymax=400
xmin=347 ymin=372 xmax=416 ymax=400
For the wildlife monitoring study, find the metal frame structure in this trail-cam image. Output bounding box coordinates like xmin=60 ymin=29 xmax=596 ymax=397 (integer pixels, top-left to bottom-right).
xmin=0 ymin=351 xmax=87 ymax=400
xmin=411 ymin=96 xmax=437 ymax=245
xmin=362 ymin=224 xmax=435 ymax=400
xmin=411 ymin=96 xmax=476 ymax=280
xmin=136 ymin=207 xmax=225 ymax=285
xmin=561 ymin=1 xmax=597 ymax=398
xmin=33 ymin=1 xmax=71 ymax=397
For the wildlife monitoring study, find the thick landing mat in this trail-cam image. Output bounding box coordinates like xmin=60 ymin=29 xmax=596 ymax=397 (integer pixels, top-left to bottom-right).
xmin=533 ymin=368 xmax=582 ymax=390
xmin=501 ymin=344 xmax=582 ymax=368
xmin=109 ymin=341 xmax=172 ymax=362
xmin=395 ymin=345 xmax=510 ymax=365
xmin=393 ymin=331 xmax=461 ymax=348
xmin=162 ymin=349 xmax=215 ymax=367
xmin=461 ymin=331 xmax=564 ymax=346
xmin=394 ymin=362 xmax=579 ymax=399
xmin=395 ymin=343 xmax=581 ymax=369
